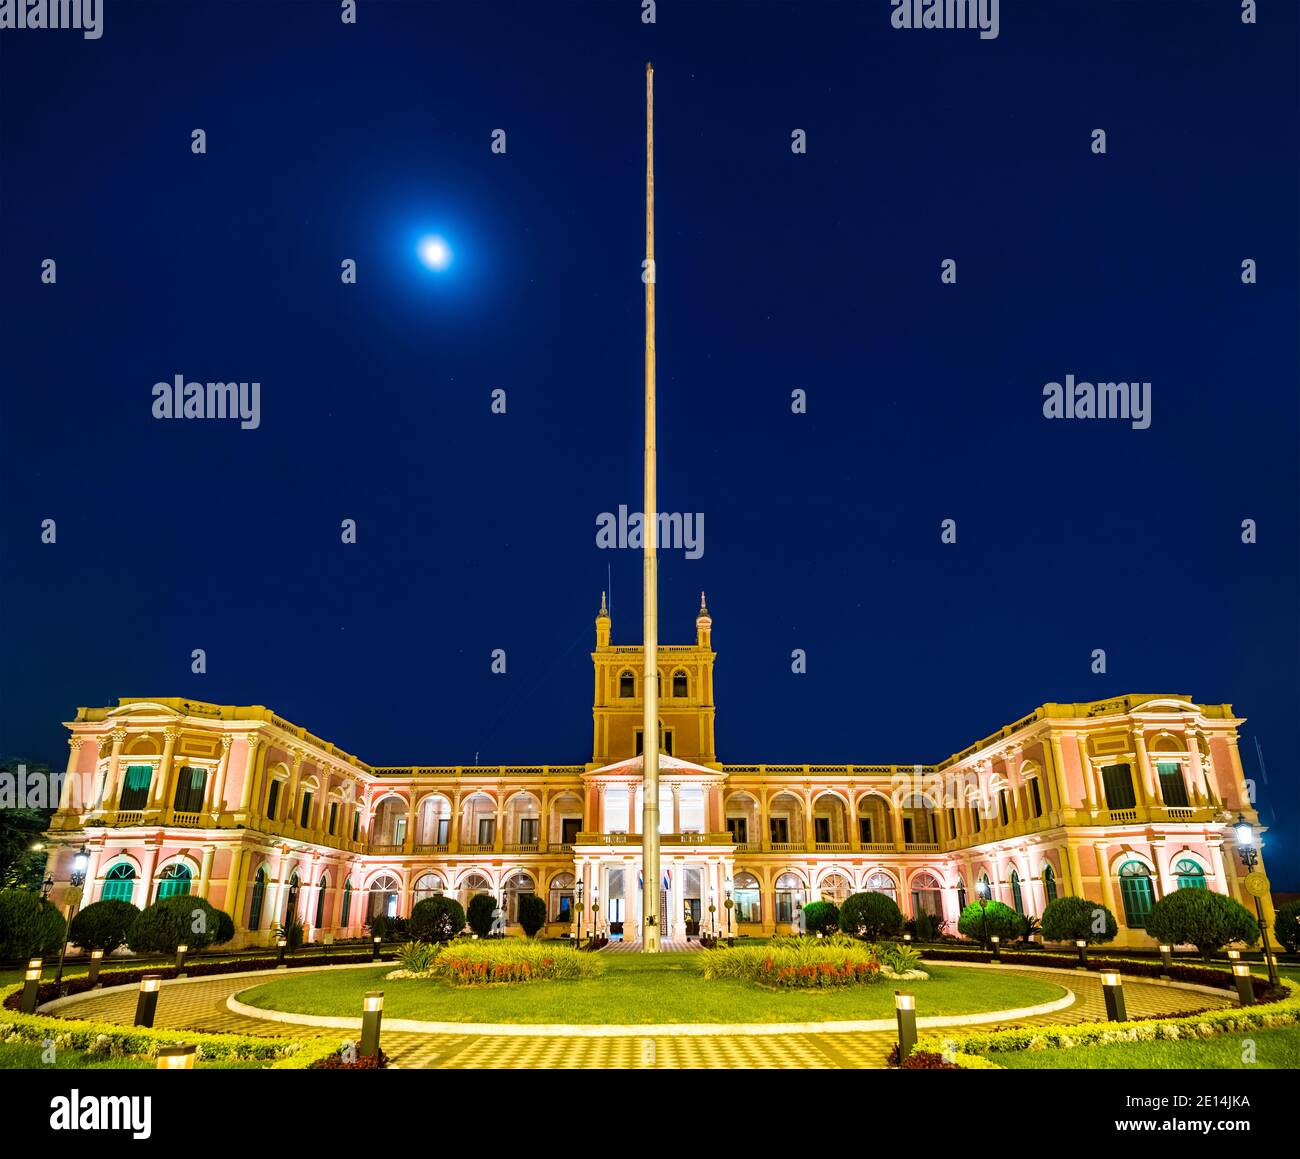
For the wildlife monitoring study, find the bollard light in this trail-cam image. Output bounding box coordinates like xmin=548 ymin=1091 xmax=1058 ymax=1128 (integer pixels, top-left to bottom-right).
xmin=1233 ymin=963 xmax=1255 ymax=1006
xmin=1158 ymin=944 xmax=1173 ymax=979
xmin=360 ymin=990 xmax=384 ymax=1058
xmin=156 ymin=1044 xmax=196 ymax=1070
xmin=277 ymin=937 xmax=288 ymax=968
xmin=20 ymin=960 xmax=42 ymax=1014
xmin=902 ymin=933 xmax=912 ymax=944
xmin=1227 ymin=949 xmax=1240 ymax=963
xmin=371 ymin=935 xmax=381 ymax=962
xmin=174 ymin=944 xmax=188 ymax=974
xmin=1075 ymin=939 xmax=1088 ymax=969
xmin=1100 ymin=970 xmax=1127 ymax=1022
xmin=894 ymin=991 xmax=917 ymax=1063
xmin=135 ymin=975 xmax=162 ymax=1027
xmin=87 ymin=948 xmax=104 ymax=987
xmin=989 ymin=934 xmax=1001 ymax=962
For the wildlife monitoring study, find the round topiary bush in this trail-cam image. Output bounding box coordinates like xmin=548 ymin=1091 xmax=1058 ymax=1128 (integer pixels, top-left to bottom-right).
xmin=213 ymin=908 xmax=236 ymax=946
xmin=802 ymin=900 xmax=840 ymax=936
xmin=127 ymin=895 xmax=230 ymax=953
xmin=1274 ymin=898 xmax=1300 ymax=954
xmin=1040 ymin=895 xmax=1118 ymax=945
xmin=370 ymin=914 xmax=408 ymax=942
xmin=1144 ymin=887 xmax=1259 ymax=960
xmin=517 ymin=894 xmax=547 ymax=938
xmin=839 ymin=892 xmax=903 ymax=940
xmin=467 ymin=893 xmax=499 ymax=938
xmin=0 ymin=888 xmax=67 ymax=959
xmin=69 ymin=899 xmax=140 ymax=954
xmin=957 ymin=900 xmax=1021 ymax=946
xmin=409 ymin=895 xmax=466 ymax=943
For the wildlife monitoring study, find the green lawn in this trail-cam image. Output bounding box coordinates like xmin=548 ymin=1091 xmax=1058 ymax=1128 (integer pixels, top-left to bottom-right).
xmin=993 ymin=1025 xmax=1300 ymax=1069
xmin=237 ymin=955 xmax=1066 ymax=1025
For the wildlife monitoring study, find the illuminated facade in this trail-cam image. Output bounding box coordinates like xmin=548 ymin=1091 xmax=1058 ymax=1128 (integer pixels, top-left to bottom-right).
xmin=43 ymin=596 xmax=1273 ymax=950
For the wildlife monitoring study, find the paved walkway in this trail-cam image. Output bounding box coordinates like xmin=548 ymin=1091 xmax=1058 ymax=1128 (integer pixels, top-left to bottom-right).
xmin=48 ymin=965 xmax=1231 ymax=1070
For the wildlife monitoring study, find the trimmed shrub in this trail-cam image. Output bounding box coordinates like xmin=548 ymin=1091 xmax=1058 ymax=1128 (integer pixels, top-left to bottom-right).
xmin=214 ymin=908 xmax=235 ymax=945
xmin=1274 ymin=899 xmax=1300 ymax=954
xmin=466 ymin=893 xmax=498 ymax=938
xmin=517 ymin=894 xmax=547 ymax=937
xmin=802 ymin=900 xmax=840 ymax=937
xmin=433 ymin=939 xmax=603 ymax=985
xmin=409 ymin=895 xmax=466 ymax=944
xmin=912 ymin=909 xmax=945 ymax=942
xmin=127 ymin=895 xmax=229 ymax=953
xmin=956 ymin=900 xmax=1021 ymax=946
xmin=68 ymin=900 xmax=139 ymax=954
xmin=839 ymin=892 xmax=904 ymax=940
xmin=370 ymin=914 xmax=408 ymax=942
xmin=0 ymin=888 xmax=68 ymax=959
xmin=1144 ymin=888 xmax=1259 ymax=960
xmin=1040 ymin=895 xmax=1118 ymax=945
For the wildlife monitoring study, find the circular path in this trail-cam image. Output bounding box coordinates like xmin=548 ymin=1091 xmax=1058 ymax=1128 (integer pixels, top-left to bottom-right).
xmin=48 ymin=965 xmax=1232 ymax=1069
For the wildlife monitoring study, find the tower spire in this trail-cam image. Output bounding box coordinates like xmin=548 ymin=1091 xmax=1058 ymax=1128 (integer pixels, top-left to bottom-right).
xmin=640 ymin=60 xmax=661 ymax=953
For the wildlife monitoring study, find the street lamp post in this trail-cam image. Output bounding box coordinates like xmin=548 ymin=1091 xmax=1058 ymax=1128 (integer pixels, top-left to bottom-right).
xmin=724 ymin=876 xmax=734 ymax=948
xmin=1233 ymin=815 xmax=1280 ymax=988
xmin=54 ymin=845 xmax=89 ymax=993
xmin=976 ymin=879 xmax=990 ymax=950
xmin=575 ymin=879 xmax=585 ymax=947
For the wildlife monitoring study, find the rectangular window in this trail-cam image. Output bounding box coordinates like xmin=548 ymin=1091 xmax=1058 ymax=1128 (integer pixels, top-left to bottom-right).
xmin=971 ymin=807 xmax=981 ymax=833
xmin=477 ymin=817 xmax=495 ymax=844
xmin=947 ymin=807 xmax=957 ymax=838
xmin=266 ymin=779 xmax=281 ymax=820
xmin=859 ymin=817 xmax=873 ymax=844
xmin=902 ymin=817 xmax=914 ymax=844
xmin=769 ymin=817 xmax=789 ymax=844
xmin=519 ymin=818 xmax=539 ymax=845
xmin=351 ymin=810 xmax=360 ymax=842
xmin=561 ymin=817 xmax=580 ymax=845
xmin=172 ymin=767 xmax=206 ymax=814
xmin=634 ymin=730 xmax=643 ymax=755
xmin=998 ymin=790 xmax=1009 ymax=826
xmin=814 ymin=817 xmax=831 ymax=844
xmin=1029 ymin=779 xmax=1043 ymax=817
xmin=727 ymin=817 xmax=748 ymax=844
xmin=1101 ymin=764 xmax=1137 ymax=811
xmin=119 ymin=765 xmax=153 ymax=811
xmin=299 ymin=791 xmax=313 ymax=829
xmin=328 ymin=801 xmax=339 ymax=835
xmin=436 ymin=817 xmax=450 ymax=844
xmin=1157 ymin=761 xmax=1190 ymax=807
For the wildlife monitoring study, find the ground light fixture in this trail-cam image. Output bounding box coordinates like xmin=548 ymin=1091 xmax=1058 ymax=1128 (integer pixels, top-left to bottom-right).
xmin=87 ymin=948 xmax=104 ymax=987
xmin=279 ymin=937 xmax=289 ymax=967
xmin=135 ymin=975 xmax=162 ymax=1027
xmin=1075 ymin=939 xmax=1088 ymax=969
xmin=21 ymin=959 xmax=42 ymax=1014
xmin=1233 ymin=814 xmax=1281 ymax=986
xmin=1233 ymin=964 xmax=1255 ymax=1006
xmin=902 ymin=933 xmax=912 ymax=944
xmin=989 ymin=934 xmax=1000 ymax=962
xmin=360 ymin=991 xmax=384 ymax=1059
xmin=370 ymin=935 xmax=380 ymax=962
xmin=1158 ymin=944 xmax=1173 ymax=979
xmin=174 ymin=944 xmax=188 ymax=973
xmin=156 ymin=1045 xmax=196 ymax=1070
xmin=1100 ymin=970 xmax=1127 ymax=1022
xmin=894 ymin=991 xmax=917 ymax=1062
xmin=1227 ymin=949 xmax=1241 ymax=962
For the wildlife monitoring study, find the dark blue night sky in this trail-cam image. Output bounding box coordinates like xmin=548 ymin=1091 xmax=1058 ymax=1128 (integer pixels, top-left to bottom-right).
xmin=2 ymin=2 xmax=1297 ymax=882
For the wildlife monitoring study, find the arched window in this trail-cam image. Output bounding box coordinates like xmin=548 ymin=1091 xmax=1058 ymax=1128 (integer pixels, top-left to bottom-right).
xmin=672 ymin=670 xmax=688 ymax=698
xmin=866 ymin=871 xmax=897 ymax=901
xmin=459 ymin=872 xmax=492 ymax=909
xmin=956 ymin=878 xmax=968 ymax=912
xmin=549 ymin=873 xmax=576 ymax=922
xmin=911 ymin=872 xmax=943 ymax=918
xmin=733 ymin=871 xmax=761 ymax=923
xmin=314 ymin=875 xmax=329 ymax=928
xmin=284 ymin=873 xmax=302 ymax=925
xmin=1010 ymin=870 xmax=1023 ymax=915
xmin=820 ymin=873 xmax=851 ymax=905
xmin=101 ymin=863 xmax=136 ymax=903
xmin=368 ymin=874 xmax=401 ymax=921
xmin=1118 ymin=861 xmax=1156 ymax=929
xmin=340 ymin=878 xmax=353 ymax=927
xmin=774 ymin=872 xmax=806 ymax=923
xmin=1042 ymin=863 xmax=1057 ymax=903
xmin=619 ymin=670 xmax=635 ymax=698
xmin=155 ymin=863 xmax=192 ymax=900
xmin=1174 ymin=858 xmax=1207 ymax=890
xmin=503 ymin=871 xmax=535 ymax=923
xmin=977 ymin=873 xmax=992 ymax=901
xmin=413 ymin=872 xmax=445 ymax=903
xmin=248 ymin=867 xmax=267 ymax=930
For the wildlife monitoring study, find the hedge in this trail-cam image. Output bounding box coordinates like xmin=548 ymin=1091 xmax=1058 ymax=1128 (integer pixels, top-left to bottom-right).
xmin=915 ymin=978 xmax=1300 ymax=1068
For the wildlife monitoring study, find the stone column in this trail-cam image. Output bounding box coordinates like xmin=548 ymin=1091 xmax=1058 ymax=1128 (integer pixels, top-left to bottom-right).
xmin=849 ymin=788 xmax=862 ymax=851
xmin=285 ymin=750 xmax=305 ymax=828
xmin=627 ymin=781 xmax=637 ymax=833
xmin=237 ymin=736 xmax=262 ymax=814
xmin=1133 ymin=728 xmax=1157 ymax=804
xmin=759 ymin=787 xmax=771 ymax=851
xmin=227 ymin=847 xmax=250 ymax=928
xmin=197 ymin=844 xmax=216 ymax=898
xmin=138 ymin=845 xmax=160 ymax=908
xmin=804 ymin=790 xmax=815 ymax=851
xmin=59 ymin=737 xmax=84 ymax=813
xmin=209 ymin=735 xmax=233 ymax=822
xmin=82 ymin=846 xmax=103 ymax=903
xmin=671 ymin=784 xmax=681 ymax=833
xmin=405 ymin=790 xmax=418 ymax=853
xmin=151 ymin=727 xmax=179 ymax=812
xmin=1048 ymin=733 xmax=1070 ymax=812
xmin=103 ymin=729 xmax=127 ymax=812
xmin=1064 ymin=841 xmax=1083 ymax=897
xmin=1075 ymin=735 xmax=1097 ymax=813
xmin=1151 ymin=840 xmax=1174 ymax=900
xmin=450 ymin=789 xmax=462 ymax=852
xmin=1185 ymin=728 xmax=1215 ymax=805
xmin=1094 ymin=843 xmax=1117 ymax=919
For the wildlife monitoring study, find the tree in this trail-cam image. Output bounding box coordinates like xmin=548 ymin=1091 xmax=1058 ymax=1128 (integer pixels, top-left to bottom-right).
xmin=1273 ymin=899 xmax=1300 ymax=955
xmin=69 ymin=899 xmax=139 ymax=954
xmin=467 ymin=893 xmax=498 ymax=938
xmin=957 ymin=900 xmax=1020 ymax=947
xmin=1040 ymin=895 xmax=1118 ymax=945
xmin=127 ymin=895 xmax=230 ymax=953
xmin=839 ymin=892 xmax=903 ymax=940
xmin=802 ymin=900 xmax=840 ymax=936
xmin=517 ymin=894 xmax=547 ymax=938
xmin=0 ymin=888 xmax=66 ymax=958
xmin=409 ymin=895 xmax=466 ymax=943
xmin=1144 ymin=888 xmax=1260 ymax=961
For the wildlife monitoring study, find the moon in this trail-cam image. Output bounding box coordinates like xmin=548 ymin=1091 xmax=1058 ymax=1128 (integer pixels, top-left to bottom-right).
xmin=418 ymin=235 xmax=452 ymax=271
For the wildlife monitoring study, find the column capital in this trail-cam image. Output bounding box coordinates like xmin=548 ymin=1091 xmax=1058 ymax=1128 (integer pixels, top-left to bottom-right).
xmin=110 ymin=729 xmax=128 ymax=745
xmin=68 ymin=736 xmax=84 ymax=752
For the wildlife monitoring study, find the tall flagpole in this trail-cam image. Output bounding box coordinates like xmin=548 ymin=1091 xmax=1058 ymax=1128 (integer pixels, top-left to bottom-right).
xmin=641 ymin=60 xmax=661 ymax=952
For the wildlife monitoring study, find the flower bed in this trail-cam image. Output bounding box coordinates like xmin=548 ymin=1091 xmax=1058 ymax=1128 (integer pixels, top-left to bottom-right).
xmin=699 ymin=942 xmax=885 ymax=988
xmin=432 ymin=939 xmax=603 ymax=985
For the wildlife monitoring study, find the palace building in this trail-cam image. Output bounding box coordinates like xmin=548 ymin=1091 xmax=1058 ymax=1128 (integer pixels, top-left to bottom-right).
xmin=42 ymin=593 xmax=1274 ymax=950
